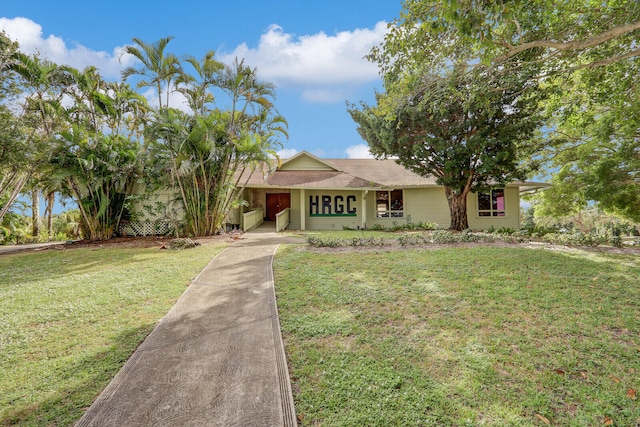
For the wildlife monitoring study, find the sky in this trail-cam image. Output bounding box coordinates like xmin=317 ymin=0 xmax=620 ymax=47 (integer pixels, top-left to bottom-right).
xmin=1 ymin=0 xmax=406 ymax=159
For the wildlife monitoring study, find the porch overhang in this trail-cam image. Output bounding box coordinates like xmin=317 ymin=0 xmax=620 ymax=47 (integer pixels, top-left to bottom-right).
xmin=517 ymin=182 xmax=552 ymax=194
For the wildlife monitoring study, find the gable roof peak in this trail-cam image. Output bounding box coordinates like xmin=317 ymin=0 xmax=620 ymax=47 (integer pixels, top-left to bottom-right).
xmin=279 ymin=150 xmax=343 ymax=172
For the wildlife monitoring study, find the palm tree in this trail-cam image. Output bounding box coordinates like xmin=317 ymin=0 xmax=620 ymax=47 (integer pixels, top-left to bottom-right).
xmin=146 ymin=57 xmax=287 ymax=235
xmin=105 ymin=81 xmax=150 ymax=142
xmin=64 ymin=66 xmax=113 ymax=132
xmin=50 ymin=125 xmax=141 ymax=240
xmin=211 ymin=58 xmax=286 ymax=225
xmin=178 ymin=50 xmax=224 ymax=115
xmin=121 ymin=36 xmax=182 ymax=110
xmin=10 ymin=53 xmax=71 ymax=134
xmin=0 ymin=106 xmax=29 ymax=225
xmin=9 ymin=53 xmax=71 ymax=238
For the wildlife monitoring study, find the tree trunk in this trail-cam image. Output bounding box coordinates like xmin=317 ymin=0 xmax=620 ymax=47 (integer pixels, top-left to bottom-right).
xmin=45 ymin=192 xmax=55 ymax=239
xmin=445 ymin=186 xmax=469 ymax=231
xmin=31 ymin=188 xmax=41 ymax=237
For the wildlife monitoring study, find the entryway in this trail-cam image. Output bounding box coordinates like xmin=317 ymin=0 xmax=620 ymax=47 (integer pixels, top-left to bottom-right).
xmin=266 ymin=193 xmax=290 ymax=222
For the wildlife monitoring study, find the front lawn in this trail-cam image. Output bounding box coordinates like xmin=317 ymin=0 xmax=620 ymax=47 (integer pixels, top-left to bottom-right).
xmin=274 ymin=245 xmax=640 ymax=426
xmin=0 ymin=241 xmax=227 ymax=426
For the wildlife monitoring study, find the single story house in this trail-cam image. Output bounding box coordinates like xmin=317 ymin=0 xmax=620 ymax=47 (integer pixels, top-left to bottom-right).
xmin=227 ymin=151 xmax=548 ymax=232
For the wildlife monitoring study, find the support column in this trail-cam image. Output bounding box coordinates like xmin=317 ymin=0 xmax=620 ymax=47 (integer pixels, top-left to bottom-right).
xmin=361 ymin=190 xmax=368 ymax=230
xmin=300 ymin=189 xmax=306 ymax=231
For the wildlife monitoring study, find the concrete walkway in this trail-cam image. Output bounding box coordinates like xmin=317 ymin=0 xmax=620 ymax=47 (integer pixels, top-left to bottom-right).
xmin=76 ymin=225 xmax=300 ymax=427
xmin=0 ymin=241 xmax=66 ymax=255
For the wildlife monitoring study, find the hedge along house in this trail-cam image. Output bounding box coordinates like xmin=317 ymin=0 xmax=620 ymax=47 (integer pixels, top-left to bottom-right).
xmin=228 ymin=151 xmax=549 ymax=232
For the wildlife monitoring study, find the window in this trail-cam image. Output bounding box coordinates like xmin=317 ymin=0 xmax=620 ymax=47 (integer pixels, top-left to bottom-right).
xmin=478 ymin=189 xmax=505 ymax=216
xmin=376 ymin=190 xmax=403 ymax=218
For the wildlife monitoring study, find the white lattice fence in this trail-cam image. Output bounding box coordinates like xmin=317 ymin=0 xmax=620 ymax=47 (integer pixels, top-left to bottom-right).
xmin=118 ymin=221 xmax=174 ymax=237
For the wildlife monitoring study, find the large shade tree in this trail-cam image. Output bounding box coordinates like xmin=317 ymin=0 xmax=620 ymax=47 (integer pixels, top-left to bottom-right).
xmin=536 ymin=69 xmax=640 ymax=221
xmin=375 ymin=0 xmax=640 ymax=221
xmin=350 ymin=62 xmax=544 ymax=230
xmin=374 ymin=1 xmax=640 ymax=75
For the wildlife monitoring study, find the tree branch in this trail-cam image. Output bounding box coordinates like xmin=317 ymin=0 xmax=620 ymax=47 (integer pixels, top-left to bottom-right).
xmin=495 ymin=19 xmax=640 ymax=61
xmin=567 ymin=48 xmax=640 ymax=72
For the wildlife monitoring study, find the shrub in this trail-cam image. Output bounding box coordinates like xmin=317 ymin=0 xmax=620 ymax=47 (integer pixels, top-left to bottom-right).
xmin=306 ymin=236 xmax=346 ymax=248
xmin=429 ymin=230 xmax=458 ymax=244
xmin=397 ymin=234 xmax=427 ymax=246
xmin=459 ymin=229 xmax=480 ymax=242
xmin=542 ymin=232 xmax=610 ymax=247
xmin=351 ymin=236 xmax=386 ymax=246
xmin=416 ymin=221 xmax=438 ymax=230
xmin=497 ymin=227 xmax=516 ymax=235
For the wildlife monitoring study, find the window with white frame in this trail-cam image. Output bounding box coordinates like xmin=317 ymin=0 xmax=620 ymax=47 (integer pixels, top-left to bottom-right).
xmin=478 ymin=189 xmax=505 ymax=216
xmin=376 ymin=190 xmax=403 ymax=218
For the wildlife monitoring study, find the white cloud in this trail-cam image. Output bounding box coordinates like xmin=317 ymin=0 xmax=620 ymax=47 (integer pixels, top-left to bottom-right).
xmin=219 ymin=22 xmax=388 ymax=102
xmin=345 ymin=144 xmax=374 ymax=159
xmin=0 ymin=17 xmax=134 ymax=79
xmin=1 ymin=16 xmax=389 ymax=104
xmin=277 ymin=148 xmax=299 ymax=159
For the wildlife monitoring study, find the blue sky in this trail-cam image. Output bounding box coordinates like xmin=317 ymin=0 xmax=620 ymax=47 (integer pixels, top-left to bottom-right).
xmin=1 ymin=0 xmax=405 ymax=159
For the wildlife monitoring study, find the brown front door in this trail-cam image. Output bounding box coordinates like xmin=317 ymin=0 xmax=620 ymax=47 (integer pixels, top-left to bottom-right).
xmin=266 ymin=193 xmax=290 ymax=221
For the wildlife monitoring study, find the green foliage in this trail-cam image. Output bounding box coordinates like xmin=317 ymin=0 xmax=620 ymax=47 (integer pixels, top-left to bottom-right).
xmin=0 ymin=31 xmax=20 ymax=99
xmin=495 ymin=227 xmax=516 ymax=235
xmin=122 ymin=36 xmax=182 ymax=110
xmin=350 ymin=236 xmax=386 ymax=247
xmin=50 ymin=128 xmax=141 ymax=240
xmin=373 ymin=1 xmax=640 ymax=78
xmin=384 ymin=215 xmax=439 ymax=232
xmin=397 ymin=233 xmax=427 ymax=246
xmin=537 ymin=93 xmax=640 ymax=222
xmin=0 ymin=212 xmax=30 ymax=245
xmin=4 ymin=36 xmax=286 ymax=241
xmin=306 ymin=236 xmax=345 ymax=248
xmin=541 ymin=232 xmax=624 ymax=248
xmin=0 ymin=105 xmax=30 ymax=224
xmin=306 ymin=235 xmax=387 ymax=248
xmin=142 ymin=43 xmax=287 ymax=236
xmin=51 ymin=209 xmax=82 ymax=240
xmin=369 ymin=0 xmax=640 ymax=225
xmin=529 ymin=206 xmax=640 ymax=238
xmin=350 ymin=61 xmax=545 ymax=231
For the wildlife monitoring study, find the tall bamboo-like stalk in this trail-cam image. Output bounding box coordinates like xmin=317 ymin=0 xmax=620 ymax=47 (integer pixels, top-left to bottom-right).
xmin=145 ymin=47 xmax=287 ymax=236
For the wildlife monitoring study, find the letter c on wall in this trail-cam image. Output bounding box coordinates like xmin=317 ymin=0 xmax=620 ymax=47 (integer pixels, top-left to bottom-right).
xmin=347 ymin=195 xmax=356 ymax=214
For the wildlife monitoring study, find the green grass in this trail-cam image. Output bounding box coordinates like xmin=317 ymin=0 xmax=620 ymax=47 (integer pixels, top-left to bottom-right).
xmin=274 ymin=245 xmax=640 ymax=426
xmin=0 ymin=242 xmax=227 ymax=426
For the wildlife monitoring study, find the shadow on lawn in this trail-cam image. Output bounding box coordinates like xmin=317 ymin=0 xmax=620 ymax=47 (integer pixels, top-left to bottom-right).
xmin=1 ymin=325 xmax=154 ymax=427
xmin=0 ymin=246 xmax=190 ymax=284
